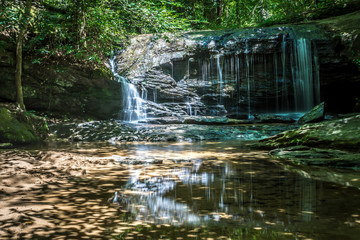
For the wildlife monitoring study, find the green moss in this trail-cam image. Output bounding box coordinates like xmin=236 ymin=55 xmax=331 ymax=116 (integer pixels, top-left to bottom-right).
xmin=0 ymin=107 xmax=38 ymax=144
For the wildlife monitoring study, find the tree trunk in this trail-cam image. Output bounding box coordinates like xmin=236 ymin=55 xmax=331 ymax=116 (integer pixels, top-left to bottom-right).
xmin=15 ymin=28 xmax=25 ymax=110
xmin=217 ymin=0 xmax=223 ymax=24
xmin=75 ymin=0 xmax=86 ymax=49
xmin=15 ymin=0 xmax=31 ymax=111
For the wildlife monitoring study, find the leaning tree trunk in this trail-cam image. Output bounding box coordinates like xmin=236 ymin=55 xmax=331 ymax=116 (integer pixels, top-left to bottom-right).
xmin=15 ymin=0 xmax=31 ymax=111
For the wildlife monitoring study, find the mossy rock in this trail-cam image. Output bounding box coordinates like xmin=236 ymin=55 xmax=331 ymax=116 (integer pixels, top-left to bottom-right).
xmin=0 ymin=105 xmax=48 ymax=144
xmin=259 ymin=114 xmax=360 ymax=151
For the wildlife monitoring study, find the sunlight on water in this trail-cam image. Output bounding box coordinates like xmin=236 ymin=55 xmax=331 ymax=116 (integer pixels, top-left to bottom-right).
xmin=76 ymin=141 xmax=360 ymax=240
xmin=21 ymin=141 xmax=360 ymax=239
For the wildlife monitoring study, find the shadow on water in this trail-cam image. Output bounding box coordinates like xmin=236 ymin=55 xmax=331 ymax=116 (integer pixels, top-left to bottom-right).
xmin=2 ymin=141 xmax=360 ymax=239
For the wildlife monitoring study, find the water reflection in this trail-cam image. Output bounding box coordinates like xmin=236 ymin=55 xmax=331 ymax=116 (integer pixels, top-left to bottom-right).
xmin=93 ymin=141 xmax=360 ymax=239
xmin=19 ymin=141 xmax=360 ymax=239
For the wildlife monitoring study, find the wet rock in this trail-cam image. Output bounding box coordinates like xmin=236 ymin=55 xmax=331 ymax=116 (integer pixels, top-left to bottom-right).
xmin=254 ymin=114 xmax=296 ymax=123
xmin=104 ymin=155 xmax=163 ymax=165
xmin=259 ymin=114 xmax=360 ymax=150
xmin=183 ymin=116 xmax=252 ymax=125
xmin=183 ymin=116 xmax=228 ymax=125
xmin=144 ymin=117 xmax=184 ymax=124
xmin=50 ymin=120 xmax=297 ymax=143
xmin=270 ymin=146 xmax=360 ymax=169
xmin=298 ymin=102 xmax=325 ymax=124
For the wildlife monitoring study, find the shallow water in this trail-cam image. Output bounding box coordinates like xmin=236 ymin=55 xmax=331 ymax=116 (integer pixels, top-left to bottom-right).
xmin=24 ymin=140 xmax=360 ymax=239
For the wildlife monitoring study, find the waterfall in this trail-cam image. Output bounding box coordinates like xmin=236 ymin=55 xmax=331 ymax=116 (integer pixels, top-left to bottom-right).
xmin=292 ymin=38 xmax=320 ymax=111
xmin=217 ymin=53 xmax=223 ymax=104
xmin=194 ymin=35 xmax=320 ymax=118
xmin=117 ymin=30 xmax=321 ymax=119
xmin=274 ymin=54 xmax=279 ymax=112
xmin=281 ymin=35 xmax=290 ymax=111
xmin=186 ymin=102 xmax=193 ymax=116
xmin=110 ymin=56 xmax=147 ymax=122
xmin=245 ymin=40 xmax=252 ymax=118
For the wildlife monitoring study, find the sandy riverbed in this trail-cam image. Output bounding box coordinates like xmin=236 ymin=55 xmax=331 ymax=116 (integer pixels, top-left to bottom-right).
xmin=0 ymin=149 xmax=119 ymax=239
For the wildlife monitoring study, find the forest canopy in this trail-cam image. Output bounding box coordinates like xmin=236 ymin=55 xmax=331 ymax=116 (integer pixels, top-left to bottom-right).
xmin=1 ymin=0 xmax=359 ymax=63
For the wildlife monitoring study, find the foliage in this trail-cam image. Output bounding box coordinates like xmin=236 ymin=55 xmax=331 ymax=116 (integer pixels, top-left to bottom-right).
xmin=0 ymin=0 xmax=193 ymax=64
xmin=1 ymin=0 xmax=358 ymax=63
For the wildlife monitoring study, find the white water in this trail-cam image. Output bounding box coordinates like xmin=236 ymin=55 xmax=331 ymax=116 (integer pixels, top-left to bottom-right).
xmin=281 ymin=35 xmax=290 ymax=111
xmin=292 ymin=38 xmax=320 ymax=111
xmin=195 ymin=35 xmax=320 ymax=116
xmin=245 ymin=40 xmax=252 ymax=118
xmin=186 ymin=102 xmax=193 ymax=116
xmin=110 ymin=56 xmax=147 ymax=122
xmin=217 ymin=53 xmax=224 ymax=105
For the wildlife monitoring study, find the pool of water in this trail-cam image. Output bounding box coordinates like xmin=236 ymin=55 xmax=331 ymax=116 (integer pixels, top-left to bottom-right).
xmin=27 ymin=140 xmax=360 ymax=239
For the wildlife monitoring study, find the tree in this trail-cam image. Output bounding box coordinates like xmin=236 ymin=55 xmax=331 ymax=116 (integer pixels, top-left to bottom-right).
xmin=15 ymin=0 xmax=32 ymax=111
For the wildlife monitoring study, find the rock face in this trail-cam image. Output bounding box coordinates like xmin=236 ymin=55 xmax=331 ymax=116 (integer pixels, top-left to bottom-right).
xmin=116 ymin=15 xmax=360 ymax=119
xmin=0 ymin=36 xmax=123 ymax=120
xmin=313 ymin=11 xmax=360 ymax=113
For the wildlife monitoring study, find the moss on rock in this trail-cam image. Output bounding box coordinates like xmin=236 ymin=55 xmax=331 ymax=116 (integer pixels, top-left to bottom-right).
xmin=259 ymin=114 xmax=360 ymax=151
xmin=0 ymin=104 xmax=48 ymax=144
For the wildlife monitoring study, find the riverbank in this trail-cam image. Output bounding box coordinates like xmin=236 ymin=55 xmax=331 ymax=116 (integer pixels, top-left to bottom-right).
xmin=0 ymin=147 xmax=117 ymax=239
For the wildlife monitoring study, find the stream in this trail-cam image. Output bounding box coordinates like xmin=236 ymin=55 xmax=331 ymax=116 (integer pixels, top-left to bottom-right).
xmin=20 ymin=136 xmax=360 ymax=240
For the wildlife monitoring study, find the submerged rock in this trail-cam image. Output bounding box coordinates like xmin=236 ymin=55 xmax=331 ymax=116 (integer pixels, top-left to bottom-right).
xmin=280 ymin=157 xmax=360 ymax=188
xmin=270 ymin=145 xmax=360 ymax=169
xmin=104 ymin=156 xmax=163 ymax=165
xmin=298 ymin=102 xmax=325 ymax=124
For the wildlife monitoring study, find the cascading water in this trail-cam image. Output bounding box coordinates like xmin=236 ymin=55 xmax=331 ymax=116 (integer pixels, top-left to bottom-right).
xmin=245 ymin=40 xmax=252 ymax=118
xmin=216 ymin=53 xmax=224 ymax=105
xmin=186 ymin=102 xmax=193 ymax=116
xmin=110 ymin=56 xmax=147 ymax=122
xmin=115 ymin=28 xmax=322 ymax=119
xmin=192 ymin=33 xmax=320 ymax=117
xmin=291 ymin=38 xmax=320 ymax=111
